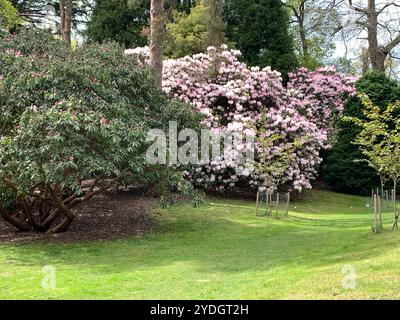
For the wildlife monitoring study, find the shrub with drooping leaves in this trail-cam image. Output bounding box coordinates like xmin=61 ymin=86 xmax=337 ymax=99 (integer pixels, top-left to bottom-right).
xmin=0 ymin=29 xmax=201 ymax=233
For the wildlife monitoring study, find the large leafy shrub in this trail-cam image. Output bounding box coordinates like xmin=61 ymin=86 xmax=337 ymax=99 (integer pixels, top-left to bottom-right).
xmin=0 ymin=29 xmax=201 ymax=233
xmin=128 ymin=45 xmax=356 ymax=192
xmin=323 ymin=72 xmax=400 ymax=195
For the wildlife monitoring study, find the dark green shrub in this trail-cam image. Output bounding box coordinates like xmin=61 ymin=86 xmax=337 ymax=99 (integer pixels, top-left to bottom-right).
xmin=85 ymin=0 xmax=149 ymax=48
xmin=0 ymin=29 xmax=201 ymax=233
xmin=323 ymin=72 xmax=400 ymax=195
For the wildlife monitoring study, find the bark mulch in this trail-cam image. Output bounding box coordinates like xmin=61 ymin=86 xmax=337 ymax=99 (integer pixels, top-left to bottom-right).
xmin=0 ymin=190 xmax=158 ymax=243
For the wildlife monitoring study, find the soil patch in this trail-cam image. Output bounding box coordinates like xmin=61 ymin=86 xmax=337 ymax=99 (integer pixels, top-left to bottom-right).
xmin=0 ymin=190 xmax=158 ymax=243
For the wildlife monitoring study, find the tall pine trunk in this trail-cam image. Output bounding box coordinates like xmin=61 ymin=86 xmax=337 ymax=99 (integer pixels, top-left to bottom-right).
xmin=59 ymin=0 xmax=73 ymax=45
xmin=150 ymin=0 xmax=165 ymax=89
xmin=206 ymin=0 xmax=225 ymax=47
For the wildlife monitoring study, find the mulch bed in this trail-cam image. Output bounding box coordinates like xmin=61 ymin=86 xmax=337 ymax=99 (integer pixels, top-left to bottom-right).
xmin=0 ymin=190 xmax=158 ymax=243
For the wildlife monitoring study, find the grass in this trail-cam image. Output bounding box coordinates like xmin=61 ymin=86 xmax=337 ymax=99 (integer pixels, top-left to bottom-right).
xmin=1 ymin=190 xmax=400 ymax=299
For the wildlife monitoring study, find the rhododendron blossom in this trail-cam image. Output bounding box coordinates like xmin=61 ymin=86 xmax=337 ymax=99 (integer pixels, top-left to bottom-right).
xmin=288 ymin=67 xmax=357 ymax=142
xmin=126 ymin=46 xmax=356 ymax=192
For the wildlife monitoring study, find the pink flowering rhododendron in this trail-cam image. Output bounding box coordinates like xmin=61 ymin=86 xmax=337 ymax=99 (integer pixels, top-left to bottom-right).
xmin=127 ymin=46 xmax=356 ymax=192
xmin=288 ymin=67 xmax=357 ymax=143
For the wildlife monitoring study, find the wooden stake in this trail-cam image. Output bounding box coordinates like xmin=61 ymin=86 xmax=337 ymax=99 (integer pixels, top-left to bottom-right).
xmin=267 ymin=192 xmax=272 ymax=216
xmin=276 ymin=193 xmax=280 ymax=217
xmin=373 ymin=194 xmax=377 ymax=234
xmin=286 ymin=192 xmax=290 ymax=217
xmin=378 ymin=194 xmax=383 ymax=230
xmin=256 ymin=191 xmax=259 ymax=216
xmin=392 ymin=189 xmax=398 ymax=231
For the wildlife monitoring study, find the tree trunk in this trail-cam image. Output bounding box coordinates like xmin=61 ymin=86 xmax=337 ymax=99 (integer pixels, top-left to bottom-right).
xmin=206 ymin=0 xmax=225 ymax=47
xmin=59 ymin=0 xmax=73 ymax=45
xmin=150 ymin=0 xmax=165 ymax=90
xmin=371 ymin=50 xmax=387 ymax=72
xmin=361 ymin=47 xmax=369 ymax=74
xmin=0 ymin=173 xmax=127 ymax=234
xmin=300 ymin=24 xmax=309 ymax=63
xmin=380 ymin=175 xmax=385 ymax=198
xmin=0 ymin=204 xmax=32 ymax=231
xmin=298 ymin=5 xmax=309 ymax=64
xmin=367 ymin=0 xmax=387 ymax=72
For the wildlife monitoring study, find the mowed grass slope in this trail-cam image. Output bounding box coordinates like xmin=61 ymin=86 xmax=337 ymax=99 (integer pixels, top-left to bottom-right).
xmin=0 ymin=190 xmax=399 ymax=299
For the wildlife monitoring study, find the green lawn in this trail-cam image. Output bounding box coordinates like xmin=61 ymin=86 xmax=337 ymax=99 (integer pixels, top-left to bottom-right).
xmin=0 ymin=190 xmax=399 ymax=299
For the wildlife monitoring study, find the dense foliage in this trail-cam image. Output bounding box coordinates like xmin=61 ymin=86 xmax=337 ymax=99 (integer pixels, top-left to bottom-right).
xmin=85 ymin=0 xmax=149 ymax=48
xmin=344 ymin=95 xmax=400 ymax=228
xmin=0 ymin=29 xmax=201 ymax=233
xmin=324 ymin=72 xmax=400 ymax=195
xmin=222 ymin=0 xmax=298 ymax=79
xmin=129 ymin=45 xmax=356 ymax=192
xmin=0 ymin=0 xmax=20 ymax=29
xmin=165 ymin=0 xmax=225 ymax=58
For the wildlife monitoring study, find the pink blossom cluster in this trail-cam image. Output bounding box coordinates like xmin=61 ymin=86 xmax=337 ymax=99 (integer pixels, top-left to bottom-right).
xmin=5 ymin=48 xmax=23 ymax=57
xmin=124 ymin=47 xmax=150 ymax=67
xmin=287 ymin=67 xmax=357 ymax=146
xmin=127 ymin=46 xmax=356 ymax=191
